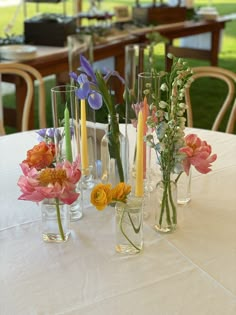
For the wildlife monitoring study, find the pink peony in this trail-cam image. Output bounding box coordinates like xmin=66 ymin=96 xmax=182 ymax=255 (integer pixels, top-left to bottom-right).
xmin=17 ymin=159 xmax=81 ymax=205
xmin=179 ymin=134 xmax=217 ymax=175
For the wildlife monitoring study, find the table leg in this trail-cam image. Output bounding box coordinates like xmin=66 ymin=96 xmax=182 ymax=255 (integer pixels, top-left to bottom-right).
xmin=114 ymin=54 xmax=125 ymax=105
xmin=211 ymin=29 xmax=221 ymax=66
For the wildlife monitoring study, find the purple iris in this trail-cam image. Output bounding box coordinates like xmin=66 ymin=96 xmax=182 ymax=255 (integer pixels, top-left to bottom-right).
xmin=79 ymin=54 xmax=97 ymax=83
xmin=36 ymin=128 xmax=59 ymax=143
xmin=103 ymin=69 xmax=125 ymax=85
xmin=36 ymin=128 xmax=47 ymax=139
xmin=75 ymin=73 xmax=103 ymax=110
xmin=70 ymin=58 xmax=103 ymax=110
xmin=70 ymin=54 xmax=125 ymax=111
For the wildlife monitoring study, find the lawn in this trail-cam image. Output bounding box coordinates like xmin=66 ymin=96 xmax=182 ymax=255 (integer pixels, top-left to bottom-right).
xmin=1 ymin=0 xmax=236 ymax=133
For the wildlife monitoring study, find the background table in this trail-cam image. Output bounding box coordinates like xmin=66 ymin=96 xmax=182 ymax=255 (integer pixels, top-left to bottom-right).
xmin=0 ymin=127 xmax=236 ymax=314
xmin=2 ymin=17 xmax=231 ymax=131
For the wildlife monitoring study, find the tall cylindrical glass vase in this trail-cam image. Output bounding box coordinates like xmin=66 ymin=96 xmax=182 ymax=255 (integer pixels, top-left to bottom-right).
xmin=51 ymin=85 xmax=83 ymax=221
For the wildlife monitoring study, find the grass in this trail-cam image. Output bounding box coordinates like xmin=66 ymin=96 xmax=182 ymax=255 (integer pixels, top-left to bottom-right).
xmin=1 ymin=0 xmax=236 ymax=134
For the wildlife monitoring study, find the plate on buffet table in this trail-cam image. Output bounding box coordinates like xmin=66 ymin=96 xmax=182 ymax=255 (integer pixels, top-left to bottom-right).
xmin=0 ymin=45 xmax=37 ymax=60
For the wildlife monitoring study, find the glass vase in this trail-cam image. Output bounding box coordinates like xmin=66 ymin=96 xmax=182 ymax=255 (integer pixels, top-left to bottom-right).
xmin=154 ymin=180 xmax=177 ymax=233
xmin=41 ymin=198 xmax=70 ymax=242
xmin=176 ymin=168 xmax=192 ymax=205
xmin=51 ymin=85 xmax=79 ymax=163
xmin=100 ymin=114 xmax=129 ymax=186
xmin=130 ymin=72 xmax=160 ymax=194
xmin=51 ymin=85 xmax=83 ymax=220
xmin=115 ymin=196 xmax=143 ymax=254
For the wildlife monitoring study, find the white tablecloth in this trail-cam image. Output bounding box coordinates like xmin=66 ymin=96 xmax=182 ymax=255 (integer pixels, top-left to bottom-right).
xmin=0 ymin=128 xmax=236 ymax=315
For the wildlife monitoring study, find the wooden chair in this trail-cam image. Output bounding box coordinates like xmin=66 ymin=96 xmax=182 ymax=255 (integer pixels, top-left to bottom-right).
xmin=0 ymin=63 xmax=46 ymax=135
xmin=185 ymin=66 xmax=236 ymax=133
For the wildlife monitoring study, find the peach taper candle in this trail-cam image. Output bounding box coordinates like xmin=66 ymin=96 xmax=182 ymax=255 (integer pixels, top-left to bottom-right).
xmin=142 ymin=96 xmax=149 ymax=178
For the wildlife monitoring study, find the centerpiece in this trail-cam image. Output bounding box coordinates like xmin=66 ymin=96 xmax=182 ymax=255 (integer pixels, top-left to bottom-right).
xmin=144 ymin=54 xmax=217 ymax=232
xmin=17 ymin=140 xmax=81 ymax=242
xmin=91 ymin=182 xmax=143 ymax=254
xmin=69 ymin=54 xmax=129 ymax=185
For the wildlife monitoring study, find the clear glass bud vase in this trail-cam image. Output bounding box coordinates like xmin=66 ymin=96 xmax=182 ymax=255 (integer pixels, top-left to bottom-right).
xmin=41 ymin=198 xmax=70 ymax=242
xmin=115 ymin=196 xmax=143 ymax=254
xmin=176 ymin=168 xmax=192 ymax=205
xmin=154 ymin=180 xmax=177 ymax=233
xmin=100 ymin=114 xmax=129 ymax=186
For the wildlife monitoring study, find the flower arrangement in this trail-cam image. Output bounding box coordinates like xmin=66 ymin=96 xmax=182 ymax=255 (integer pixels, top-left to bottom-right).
xmin=145 ymin=54 xmax=217 ymax=231
xmin=69 ymin=54 xmax=126 ymax=182
xmin=17 ymin=140 xmax=81 ymax=241
xmin=91 ymin=182 xmax=143 ymax=253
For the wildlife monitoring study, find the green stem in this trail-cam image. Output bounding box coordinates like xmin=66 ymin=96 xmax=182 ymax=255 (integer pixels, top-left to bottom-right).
xmin=119 ymin=208 xmax=141 ymax=252
xmin=55 ymin=198 xmax=65 ymax=241
xmin=159 ymin=180 xmax=173 ymax=227
xmin=96 ymin=72 xmax=125 ymax=182
xmin=108 ymin=115 xmax=124 ymax=182
xmin=128 ymin=212 xmax=142 ymax=234
xmin=164 ymin=181 xmax=172 ymax=225
xmin=168 ymin=182 xmax=177 ymax=224
xmin=175 ymin=171 xmax=183 ymax=184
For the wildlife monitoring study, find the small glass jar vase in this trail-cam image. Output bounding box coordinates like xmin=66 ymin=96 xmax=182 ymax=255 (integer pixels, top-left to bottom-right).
xmin=41 ymin=198 xmax=70 ymax=242
xmin=115 ymin=196 xmax=143 ymax=254
xmin=154 ymin=180 xmax=177 ymax=233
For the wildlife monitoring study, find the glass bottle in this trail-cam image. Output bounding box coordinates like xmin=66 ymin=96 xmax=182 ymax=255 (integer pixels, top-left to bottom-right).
xmin=100 ymin=114 xmax=129 ymax=186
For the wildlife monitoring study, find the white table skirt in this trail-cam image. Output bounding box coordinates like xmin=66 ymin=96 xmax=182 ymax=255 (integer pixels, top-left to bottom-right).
xmin=0 ymin=128 xmax=236 ymax=315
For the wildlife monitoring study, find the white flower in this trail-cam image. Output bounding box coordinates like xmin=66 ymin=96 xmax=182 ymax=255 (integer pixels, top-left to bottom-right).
xmin=178 ymin=102 xmax=186 ymax=109
xmin=159 ymin=101 xmax=168 ymax=109
xmin=160 ymin=83 xmax=168 ymax=91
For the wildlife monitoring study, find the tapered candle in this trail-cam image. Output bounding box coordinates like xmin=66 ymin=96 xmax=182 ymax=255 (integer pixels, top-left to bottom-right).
xmin=142 ymin=96 xmax=149 ymax=178
xmin=135 ymin=110 xmax=144 ymax=197
xmin=64 ymin=106 xmax=73 ymax=162
xmin=80 ymin=99 xmax=89 ymax=170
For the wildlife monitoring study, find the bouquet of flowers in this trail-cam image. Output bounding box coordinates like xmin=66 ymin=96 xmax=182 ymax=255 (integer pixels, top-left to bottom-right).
xmin=69 ymin=54 xmax=126 ymax=182
xmin=91 ymin=182 xmax=143 ymax=253
xmin=17 ymin=136 xmax=81 ymax=241
xmin=145 ymin=54 xmax=217 ymax=231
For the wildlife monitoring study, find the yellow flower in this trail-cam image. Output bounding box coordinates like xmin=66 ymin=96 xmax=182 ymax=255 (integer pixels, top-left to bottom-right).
xmin=90 ymin=183 xmax=112 ymax=211
xmin=111 ymin=182 xmax=131 ymax=202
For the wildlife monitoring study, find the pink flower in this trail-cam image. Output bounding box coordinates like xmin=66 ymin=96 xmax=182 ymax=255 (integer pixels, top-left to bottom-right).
xmin=179 ymin=134 xmax=217 ymax=175
xmin=17 ymin=159 xmax=81 ymax=205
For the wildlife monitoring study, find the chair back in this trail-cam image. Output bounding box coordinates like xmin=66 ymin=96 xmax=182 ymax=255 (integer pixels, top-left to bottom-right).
xmin=0 ymin=63 xmax=46 ymax=135
xmin=185 ymin=66 xmax=236 ymax=133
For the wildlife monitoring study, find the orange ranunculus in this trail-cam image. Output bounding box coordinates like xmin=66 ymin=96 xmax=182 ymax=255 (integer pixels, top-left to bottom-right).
xmin=90 ymin=183 xmax=112 ymax=211
xmin=111 ymin=182 xmax=131 ymax=202
xmin=23 ymin=142 xmax=55 ymax=170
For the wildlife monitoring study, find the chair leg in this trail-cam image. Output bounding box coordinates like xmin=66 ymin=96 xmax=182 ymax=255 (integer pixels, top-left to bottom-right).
xmin=0 ymin=120 xmax=6 ymax=136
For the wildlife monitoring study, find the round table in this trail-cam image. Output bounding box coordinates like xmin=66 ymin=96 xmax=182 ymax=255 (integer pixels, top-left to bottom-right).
xmin=1 ymin=128 xmax=236 ymax=315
